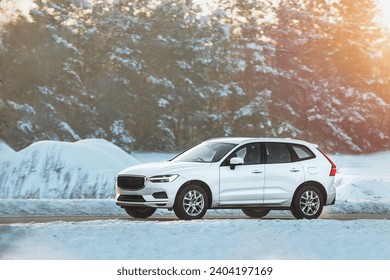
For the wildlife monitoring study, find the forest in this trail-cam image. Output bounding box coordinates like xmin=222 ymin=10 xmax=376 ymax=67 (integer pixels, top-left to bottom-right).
xmin=0 ymin=0 xmax=389 ymax=153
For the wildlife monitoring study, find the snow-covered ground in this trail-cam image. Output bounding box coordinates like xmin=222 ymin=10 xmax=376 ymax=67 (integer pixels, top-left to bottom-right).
xmin=2 ymin=219 xmax=390 ymax=260
xmin=0 ymin=139 xmax=390 ymax=259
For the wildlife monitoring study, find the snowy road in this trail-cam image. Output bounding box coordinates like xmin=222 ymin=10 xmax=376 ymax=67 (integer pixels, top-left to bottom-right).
xmin=1 ymin=214 xmax=390 ymax=224
xmin=1 ymin=217 xmax=390 ymax=260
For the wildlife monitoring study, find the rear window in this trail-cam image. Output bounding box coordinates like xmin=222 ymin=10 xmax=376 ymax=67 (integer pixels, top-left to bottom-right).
xmin=291 ymin=144 xmax=316 ymax=161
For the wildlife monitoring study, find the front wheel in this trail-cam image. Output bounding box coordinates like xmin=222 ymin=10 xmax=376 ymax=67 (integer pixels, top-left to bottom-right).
xmin=242 ymin=208 xmax=270 ymax=218
xmin=124 ymin=207 xmax=156 ymax=218
xmin=174 ymin=184 xmax=208 ymax=220
xmin=291 ymin=185 xmax=324 ymax=219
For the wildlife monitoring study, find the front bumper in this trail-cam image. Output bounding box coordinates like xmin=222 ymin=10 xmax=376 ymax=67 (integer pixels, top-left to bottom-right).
xmin=115 ymin=177 xmax=185 ymax=209
xmin=116 ymin=193 xmax=169 ymax=208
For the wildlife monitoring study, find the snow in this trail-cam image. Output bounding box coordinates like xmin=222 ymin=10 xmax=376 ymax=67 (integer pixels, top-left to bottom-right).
xmin=0 ymin=219 xmax=389 ymax=260
xmin=58 ymin=121 xmax=81 ymax=140
xmin=114 ymin=47 xmax=132 ymax=55
xmin=52 ymin=35 xmax=81 ymax=55
xmin=331 ymin=152 xmax=390 ymax=214
xmin=176 ymin=60 xmax=191 ymax=69
xmin=1 ymin=140 xmax=390 ymax=259
xmin=7 ymin=101 xmax=36 ymax=114
xmin=0 ymin=0 xmax=37 ymax=28
xmin=16 ymin=119 xmax=34 ymax=133
xmin=255 ymin=65 xmax=280 ymax=75
xmin=110 ymin=120 xmax=135 ymax=146
xmin=109 ymin=53 xmax=141 ymax=71
xmin=0 ymin=139 xmax=140 ymax=199
xmin=38 ymin=86 xmax=54 ymax=96
xmin=277 ymin=122 xmax=301 ymax=136
xmin=146 ymin=75 xmax=174 ymax=89
xmin=361 ymin=91 xmax=388 ymax=107
xmin=158 ymin=98 xmax=169 ymax=108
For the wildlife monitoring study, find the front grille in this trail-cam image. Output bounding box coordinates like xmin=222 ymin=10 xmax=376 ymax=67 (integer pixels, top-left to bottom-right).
xmin=117 ymin=195 xmax=145 ymax=202
xmin=117 ymin=176 xmax=145 ymax=190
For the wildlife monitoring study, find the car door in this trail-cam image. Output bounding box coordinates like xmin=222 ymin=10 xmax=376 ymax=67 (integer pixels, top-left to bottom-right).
xmin=263 ymin=142 xmax=304 ymax=205
xmin=219 ymin=143 xmax=265 ymax=205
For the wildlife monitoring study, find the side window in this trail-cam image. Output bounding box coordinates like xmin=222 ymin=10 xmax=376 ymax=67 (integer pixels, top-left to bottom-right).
xmin=265 ymin=143 xmax=291 ymax=164
xmin=291 ymin=144 xmax=315 ymax=161
xmin=225 ymin=143 xmax=261 ymax=165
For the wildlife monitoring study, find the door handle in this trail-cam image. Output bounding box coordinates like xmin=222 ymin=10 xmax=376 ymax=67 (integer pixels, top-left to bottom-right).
xmin=289 ymin=168 xmax=300 ymax=172
xmin=252 ymin=170 xmax=263 ymax=174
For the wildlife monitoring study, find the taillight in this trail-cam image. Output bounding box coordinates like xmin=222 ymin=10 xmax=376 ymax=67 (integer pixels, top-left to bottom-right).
xmin=318 ymin=149 xmax=336 ymax=176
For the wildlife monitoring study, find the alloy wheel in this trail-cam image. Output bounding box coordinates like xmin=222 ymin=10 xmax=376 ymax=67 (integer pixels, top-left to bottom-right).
xmin=183 ymin=189 xmax=205 ymax=216
xmin=299 ymin=190 xmax=320 ymax=216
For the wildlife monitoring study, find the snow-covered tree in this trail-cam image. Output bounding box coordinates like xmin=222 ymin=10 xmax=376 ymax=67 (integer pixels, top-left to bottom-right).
xmin=0 ymin=0 xmax=388 ymax=153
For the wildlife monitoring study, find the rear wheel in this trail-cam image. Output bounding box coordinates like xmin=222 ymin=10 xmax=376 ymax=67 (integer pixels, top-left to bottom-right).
xmin=124 ymin=207 xmax=156 ymax=218
xmin=242 ymin=208 xmax=270 ymax=218
xmin=174 ymin=184 xmax=208 ymax=220
xmin=291 ymin=185 xmax=324 ymax=219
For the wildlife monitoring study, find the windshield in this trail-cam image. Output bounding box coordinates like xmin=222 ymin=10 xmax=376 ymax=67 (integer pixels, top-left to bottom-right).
xmin=173 ymin=142 xmax=236 ymax=163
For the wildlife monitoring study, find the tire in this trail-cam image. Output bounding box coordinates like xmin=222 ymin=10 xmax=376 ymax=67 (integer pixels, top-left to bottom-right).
xmin=290 ymin=204 xmax=301 ymax=219
xmin=174 ymin=184 xmax=208 ymax=220
xmin=291 ymin=185 xmax=324 ymax=219
xmin=124 ymin=207 xmax=156 ymax=218
xmin=242 ymin=208 xmax=270 ymax=218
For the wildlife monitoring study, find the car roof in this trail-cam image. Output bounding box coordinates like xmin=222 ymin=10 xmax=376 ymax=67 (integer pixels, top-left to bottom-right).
xmin=205 ymin=137 xmax=317 ymax=147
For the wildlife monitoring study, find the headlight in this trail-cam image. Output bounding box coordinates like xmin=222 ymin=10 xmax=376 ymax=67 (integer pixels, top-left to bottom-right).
xmin=148 ymin=174 xmax=179 ymax=183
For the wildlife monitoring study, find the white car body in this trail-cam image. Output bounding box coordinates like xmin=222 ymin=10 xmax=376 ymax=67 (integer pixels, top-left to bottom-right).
xmin=116 ymin=137 xmax=336 ymax=219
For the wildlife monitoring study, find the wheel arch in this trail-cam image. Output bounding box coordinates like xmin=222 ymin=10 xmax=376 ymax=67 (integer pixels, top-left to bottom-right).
xmin=291 ymin=181 xmax=327 ymax=207
xmin=175 ymin=180 xmax=213 ymax=209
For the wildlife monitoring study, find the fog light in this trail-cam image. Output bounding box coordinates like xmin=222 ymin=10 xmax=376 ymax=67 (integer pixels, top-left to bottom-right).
xmin=152 ymin=192 xmax=168 ymax=199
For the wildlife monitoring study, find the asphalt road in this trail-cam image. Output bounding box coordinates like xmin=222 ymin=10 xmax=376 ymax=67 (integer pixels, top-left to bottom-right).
xmin=0 ymin=214 xmax=389 ymax=224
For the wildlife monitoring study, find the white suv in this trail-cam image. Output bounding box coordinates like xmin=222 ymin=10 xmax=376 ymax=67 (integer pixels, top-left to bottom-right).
xmin=116 ymin=138 xmax=336 ymax=220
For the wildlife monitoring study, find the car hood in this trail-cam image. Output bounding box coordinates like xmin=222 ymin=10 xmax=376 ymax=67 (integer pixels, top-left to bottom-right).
xmin=118 ymin=160 xmax=212 ymax=178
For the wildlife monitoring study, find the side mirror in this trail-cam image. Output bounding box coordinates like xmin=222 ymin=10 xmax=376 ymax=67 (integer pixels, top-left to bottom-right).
xmin=230 ymin=157 xmax=244 ymax=170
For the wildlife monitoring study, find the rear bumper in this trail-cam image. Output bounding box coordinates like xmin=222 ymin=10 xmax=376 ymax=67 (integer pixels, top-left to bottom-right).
xmin=326 ymin=190 xmax=336 ymax=205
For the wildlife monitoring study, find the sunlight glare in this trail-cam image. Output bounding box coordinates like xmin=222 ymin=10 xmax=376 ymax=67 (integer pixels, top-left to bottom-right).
xmin=377 ymin=0 xmax=390 ymax=28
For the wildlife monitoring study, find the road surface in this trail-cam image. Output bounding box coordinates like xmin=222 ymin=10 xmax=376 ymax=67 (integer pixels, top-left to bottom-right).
xmin=0 ymin=214 xmax=389 ymax=224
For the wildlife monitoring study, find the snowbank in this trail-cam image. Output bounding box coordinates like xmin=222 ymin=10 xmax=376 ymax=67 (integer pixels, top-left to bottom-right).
xmin=0 ymin=139 xmax=140 ymax=199
xmin=330 ymin=152 xmax=390 ymax=214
